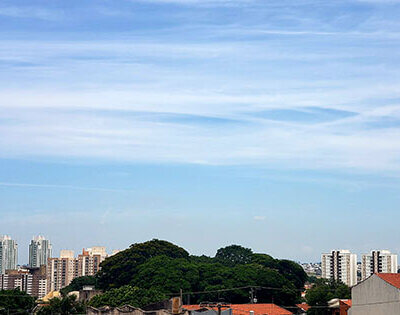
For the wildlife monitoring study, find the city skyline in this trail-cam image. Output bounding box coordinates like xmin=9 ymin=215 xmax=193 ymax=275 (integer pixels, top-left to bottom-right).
xmin=2 ymin=0 xmax=400 ymax=262
xmin=3 ymin=234 xmax=400 ymax=267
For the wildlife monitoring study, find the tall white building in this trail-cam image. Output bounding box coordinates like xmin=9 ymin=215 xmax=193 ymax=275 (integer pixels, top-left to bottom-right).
xmin=361 ymin=250 xmax=398 ymax=280
xmin=321 ymin=250 xmax=357 ymax=287
xmin=47 ymin=248 xmax=107 ymax=291
xmin=0 ymin=235 xmax=18 ymax=274
xmin=29 ymin=236 xmax=52 ymax=268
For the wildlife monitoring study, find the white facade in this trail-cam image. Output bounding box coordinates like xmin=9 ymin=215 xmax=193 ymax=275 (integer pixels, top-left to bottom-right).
xmin=0 ymin=235 xmax=18 ymax=274
xmin=47 ymin=256 xmax=78 ymax=291
xmin=321 ymin=250 xmax=357 ymax=286
xmin=86 ymin=246 xmax=107 ymax=260
xmin=29 ymin=235 xmax=52 ymax=268
xmin=60 ymin=250 xmax=75 ymax=259
xmin=361 ymin=250 xmax=398 ymax=280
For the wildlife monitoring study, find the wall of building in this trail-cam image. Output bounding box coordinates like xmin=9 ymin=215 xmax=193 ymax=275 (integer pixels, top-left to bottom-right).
xmin=349 ymin=274 xmax=400 ymax=315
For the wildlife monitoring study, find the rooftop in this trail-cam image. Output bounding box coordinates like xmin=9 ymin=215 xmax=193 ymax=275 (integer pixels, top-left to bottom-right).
xmin=183 ymin=304 xmax=292 ymax=315
xmin=376 ymin=273 xmax=400 ymax=289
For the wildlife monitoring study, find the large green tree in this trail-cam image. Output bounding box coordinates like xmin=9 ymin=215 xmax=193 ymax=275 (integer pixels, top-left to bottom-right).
xmin=97 ymin=239 xmax=189 ymax=290
xmin=0 ymin=289 xmax=36 ymax=314
xmin=215 ymin=245 xmax=253 ymax=266
xmin=252 ymin=254 xmax=307 ymax=290
xmin=96 ymin=240 xmax=306 ymax=307
xmin=89 ymin=286 xmax=167 ymax=308
xmin=131 ymin=256 xmax=199 ymax=294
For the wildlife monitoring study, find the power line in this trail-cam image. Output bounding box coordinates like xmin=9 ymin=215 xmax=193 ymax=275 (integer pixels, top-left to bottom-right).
xmin=166 ymin=285 xmax=305 ymax=296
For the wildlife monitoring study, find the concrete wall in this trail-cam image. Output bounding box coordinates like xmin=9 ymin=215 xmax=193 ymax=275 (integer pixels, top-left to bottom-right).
xmin=349 ymin=274 xmax=400 ymax=315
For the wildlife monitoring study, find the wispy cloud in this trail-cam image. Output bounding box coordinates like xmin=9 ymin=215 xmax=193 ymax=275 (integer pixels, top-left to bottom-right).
xmin=0 ymin=6 xmax=61 ymax=20
xmin=253 ymin=216 xmax=266 ymax=221
xmin=1 ymin=0 xmax=400 ymax=174
xmin=0 ymin=182 xmax=133 ymax=193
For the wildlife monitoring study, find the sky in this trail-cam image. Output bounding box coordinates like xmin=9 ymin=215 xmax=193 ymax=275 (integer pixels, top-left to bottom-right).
xmin=1 ymin=0 xmax=400 ymax=264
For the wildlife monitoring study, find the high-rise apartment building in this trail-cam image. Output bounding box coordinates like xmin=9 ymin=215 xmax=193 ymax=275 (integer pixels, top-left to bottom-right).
xmin=0 ymin=266 xmax=48 ymax=298
xmin=47 ymin=250 xmax=78 ymax=292
xmin=0 ymin=235 xmax=18 ymax=274
xmin=361 ymin=250 xmax=398 ymax=280
xmin=321 ymin=250 xmax=357 ymax=287
xmin=78 ymin=248 xmax=104 ymax=277
xmin=29 ymin=236 xmax=52 ymax=268
xmin=47 ymin=248 xmax=107 ymax=291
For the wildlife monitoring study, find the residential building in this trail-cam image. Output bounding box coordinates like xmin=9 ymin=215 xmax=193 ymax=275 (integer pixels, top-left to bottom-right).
xmin=328 ymin=298 xmax=352 ymax=315
xmin=0 ymin=235 xmax=18 ymax=274
xmin=47 ymin=250 xmax=78 ymax=292
xmin=0 ymin=266 xmax=47 ymax=298
xmin=361 ymin=250 xmax=398 ymax=280
xmin=321 ymin=250 xmax=357 ymax=286
xmin=60 ymin=250 xmax=75 ymax=259
xmin=77 ymin=248 xmax=104 ymax=277
xmin=349 ymin=273 xmax=400 ymax=315
xmin=47 ymin=248 xmax=107 ymax=291
xmin=301 ymin=262 xmax=322 ymax=276
xmin=29 ymin=235 xmax=52 ymax=268
xmin=86 ymin=247 xmax=107 ymax=260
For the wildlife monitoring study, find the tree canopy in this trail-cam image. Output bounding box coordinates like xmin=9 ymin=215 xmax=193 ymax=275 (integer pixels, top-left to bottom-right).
xmin=95 ymin=239 xmax=307 ymax=306
xmin=60 ymin=276 xmax=98 ymax=296
xmin=305 ymin=279 xmax=351 ymax=315
xmin=97 ymin=239 xmax=189 ymax=290
xmin=215 ymin=245 xmax=253 ymax=266
xmin=37 ymin=295 xmax=86 ymax=315
xmin=89 ymin=286 xmax=167 ymax=308
xmin=0 ymin=289 xmax=36 ymax=315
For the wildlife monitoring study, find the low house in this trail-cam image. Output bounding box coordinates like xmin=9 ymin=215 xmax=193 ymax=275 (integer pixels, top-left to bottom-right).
xmin=349 ymin=273 xmax=400 ymax=315
xmin=295 ymin=303 xmax=309 ymax=314
xmin=328 ymin=298 xmax=351 ymax=315
xmin=184 ymin=304 xmax=293 ymax=315
xmin=87 ymin=298 xmax=188 ymax=315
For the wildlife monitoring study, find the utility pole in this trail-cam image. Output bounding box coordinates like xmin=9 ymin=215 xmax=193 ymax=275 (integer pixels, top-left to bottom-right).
xmin=249 ymin=287 xmax=254 ymax=304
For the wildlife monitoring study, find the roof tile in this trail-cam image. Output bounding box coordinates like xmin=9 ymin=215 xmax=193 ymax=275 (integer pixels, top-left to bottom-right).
xmin=183 ymin=304 xmax=292 ymax=315
xmin=376 ymin=273 xmax=400 ymax=289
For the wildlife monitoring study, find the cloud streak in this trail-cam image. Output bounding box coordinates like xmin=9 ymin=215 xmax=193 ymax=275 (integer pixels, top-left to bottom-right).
xmin=0 ymin=182 xmax=133 ymax=193
xmin=1 ymin=0 xmax=400 ymax=174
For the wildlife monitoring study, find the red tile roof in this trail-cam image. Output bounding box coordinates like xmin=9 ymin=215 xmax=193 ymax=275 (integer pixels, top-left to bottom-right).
xmin=295 ymin=303 xmax=310 ymax=311
xmin=376 ymin=273 xmax=400 ymax=289
xmin=183 ymin=304 xmax=292 ymax=315
xmin=340 ymin=300 xmax=352 ymax=307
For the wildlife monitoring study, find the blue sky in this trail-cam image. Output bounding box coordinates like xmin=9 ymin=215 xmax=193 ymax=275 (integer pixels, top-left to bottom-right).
xmin=2 ymin=0 xmax=400 ymax=263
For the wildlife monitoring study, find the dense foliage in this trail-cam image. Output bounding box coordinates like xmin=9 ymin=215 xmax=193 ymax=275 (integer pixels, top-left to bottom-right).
xmin=89 ymin=286 xmax=167 ymax=308
xmin=37 ymin=295 xmax=86 ymax=315
xmin=96 ymin=239 xmax=307 ymax=306
xmin=97 ymin=239 xmax=189 ymax=290
xmin=60 ymin=276 xmax=98 ymax=296
xmin=0 ymin=289 xmax=36 ymax=314
xmin=306 ymin=279 xmax=351 ymax=315
xmin=215 ymin=245 xmax=253 ymax=266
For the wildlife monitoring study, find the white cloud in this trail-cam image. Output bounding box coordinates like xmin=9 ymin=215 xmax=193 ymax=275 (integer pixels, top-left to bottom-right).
xmin=1 ymin=30 xmax=400 ymax=173
xmin=0 ymin=182 xmax=133 ymax=193
xmin=253 ymin=216 xmax=266 ymax=221
xmin=0 ymin=6 xmax=61 ymax=20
